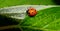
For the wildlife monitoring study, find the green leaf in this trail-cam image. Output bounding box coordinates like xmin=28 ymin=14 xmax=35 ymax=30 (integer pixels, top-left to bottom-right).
xmin=20 ymin=7 xmax=60 ymax=31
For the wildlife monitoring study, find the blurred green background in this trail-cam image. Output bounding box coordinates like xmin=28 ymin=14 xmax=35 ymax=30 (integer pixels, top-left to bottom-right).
xmin=0 ymin=0 xmax=58 ymax=8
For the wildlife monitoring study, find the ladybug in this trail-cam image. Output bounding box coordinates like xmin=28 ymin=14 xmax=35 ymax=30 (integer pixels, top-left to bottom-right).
xmin=26 ymin=7 xmax=37 ymax=17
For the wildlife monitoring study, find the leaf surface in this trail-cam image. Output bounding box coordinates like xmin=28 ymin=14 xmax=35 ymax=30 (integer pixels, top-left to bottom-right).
xmin=20 ymin=7 xmax=60 ymax=31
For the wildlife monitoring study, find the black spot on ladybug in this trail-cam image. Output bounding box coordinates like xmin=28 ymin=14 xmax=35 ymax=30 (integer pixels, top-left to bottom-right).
xmin=32 ymin=12 xmax=33 ymax=13
xmin=35 ymin=10 xmax=36 ymax=11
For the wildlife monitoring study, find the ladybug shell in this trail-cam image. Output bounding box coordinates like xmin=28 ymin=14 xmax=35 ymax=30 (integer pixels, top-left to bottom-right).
xmin=27 ymin=8 xmax=37 ymax=17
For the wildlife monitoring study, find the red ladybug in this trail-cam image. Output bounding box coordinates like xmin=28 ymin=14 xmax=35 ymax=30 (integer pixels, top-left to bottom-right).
xmin=26 ymin=7 xmax=37 ymax=17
